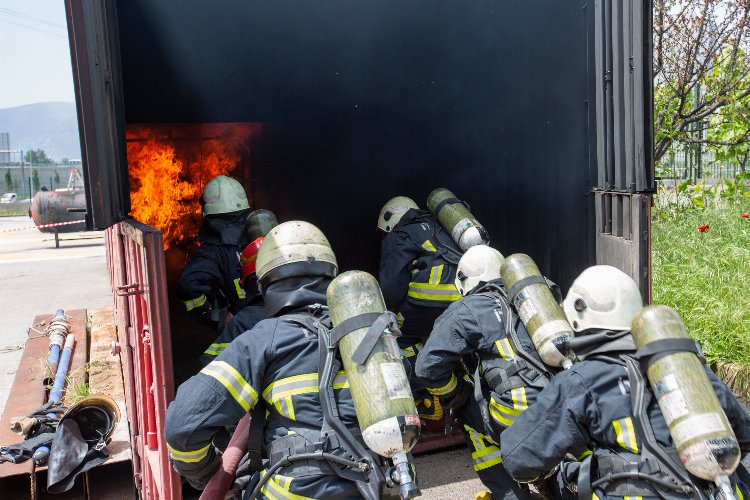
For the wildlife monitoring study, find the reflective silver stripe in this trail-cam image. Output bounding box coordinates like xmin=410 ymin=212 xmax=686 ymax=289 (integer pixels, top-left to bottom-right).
xmin=200 ymin=361 xmax=258 ymax=411
xmin=167 ymin=442 xmax=211 ymax=463
xmin=473 ymin=448 xmax=503 ymax=470
xmin=184 ymin=294 xmax=207 ymax=311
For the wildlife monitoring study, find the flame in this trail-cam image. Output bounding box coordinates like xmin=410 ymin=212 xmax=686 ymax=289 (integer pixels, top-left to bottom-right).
xmin=126 ymin=123 xmax=260 ymax=249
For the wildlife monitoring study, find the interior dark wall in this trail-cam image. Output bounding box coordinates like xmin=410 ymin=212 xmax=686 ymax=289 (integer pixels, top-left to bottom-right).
xmin=117 ymin=0 xmax=595 ymax=291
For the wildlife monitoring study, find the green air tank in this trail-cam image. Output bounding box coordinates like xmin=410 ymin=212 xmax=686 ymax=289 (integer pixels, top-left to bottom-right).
xmin=426 ymin=188 xmax=489 ymax=251
xmin=500 ymin=253 xmax=575 ymax=369
xmin=631 ymin=305 xmax=740 ymax=493
xmin=245 ymin=209 xmax=279 ymax=241
xmin=326 ymin=271 xmax=420 ymax=458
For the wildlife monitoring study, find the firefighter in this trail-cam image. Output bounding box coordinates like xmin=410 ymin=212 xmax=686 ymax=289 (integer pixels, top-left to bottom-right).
xmin=378 ymin=195 xmax=463 ymax=420
xmin=176 ymin=175 xmax=252 ymax=327
xmin=415 ymin=245 xmax=550 ymax=499
xmin=199 ymin=237 xmax=268 ymax=366
xmin=499 ymin=265 xmax=750 ymax=499
xmin=165 ymin=221 xmax=382 ymax=499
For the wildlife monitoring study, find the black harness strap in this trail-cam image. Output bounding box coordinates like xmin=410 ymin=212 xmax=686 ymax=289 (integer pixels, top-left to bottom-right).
xmin=506 ymin=275 xmax=548 ymax=304
xmin=432 ymin=197 xmax=467 ymax=216
xmin=636 ymin=338 xmax=703 ymax=371
xmin=247 ymin=400 xmax=266 ymax=473
xmin=329 ymin=312 xmax=382 ymax=345
xmin=351 ymin=312 xmax=399 ymax=365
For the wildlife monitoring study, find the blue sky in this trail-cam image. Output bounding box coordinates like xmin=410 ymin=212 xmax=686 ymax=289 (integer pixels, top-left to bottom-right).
xmin=0 ymin=1 xmax=74 ymax=108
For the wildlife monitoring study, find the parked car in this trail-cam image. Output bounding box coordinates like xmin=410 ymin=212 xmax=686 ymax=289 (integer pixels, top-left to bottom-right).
xmin=1 ymin=193 xmax=18 ymax=204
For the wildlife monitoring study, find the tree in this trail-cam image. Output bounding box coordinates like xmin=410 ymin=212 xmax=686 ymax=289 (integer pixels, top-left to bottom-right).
xmin=32 ymin=169 xmax=40 ymax=194
xmin=4 ymin=169 xmax=12 ymax=193
xmin=24 ymin=149 xmax=53 ymax=165
xmin=653 ymin=0 xmax=750 ymax=164
xmin=61 ymin=158 xmax=70 ymax=165
xmin=54 ymin=170 xmax=61 ymax=187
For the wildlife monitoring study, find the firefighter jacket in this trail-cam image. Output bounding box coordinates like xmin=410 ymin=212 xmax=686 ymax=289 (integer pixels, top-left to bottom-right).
xmin=415 ymin=280 xmax=550 ymax=439
xmin=379 ymin=209 xmax=462 ymax=346
xmin=199 ymin=297 xmax=268 ymax=366
xmin=164 ymin=287 xmax=362 ymax=498
xmin=176 ymin=211 xmax=253 ymax=318
xmin=500 ymin=347 xmax=750 ymax=499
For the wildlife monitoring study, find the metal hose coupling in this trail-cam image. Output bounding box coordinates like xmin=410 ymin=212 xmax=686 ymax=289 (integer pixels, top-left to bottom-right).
xmin=391 ymin=452 xmax=421 ymax=498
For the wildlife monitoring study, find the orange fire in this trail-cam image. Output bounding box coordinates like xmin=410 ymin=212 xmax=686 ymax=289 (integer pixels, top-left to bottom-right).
xmin=126 ymin=123 xmax=261 ymax=249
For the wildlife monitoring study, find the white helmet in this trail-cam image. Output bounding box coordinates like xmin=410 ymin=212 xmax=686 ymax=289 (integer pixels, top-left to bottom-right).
xmin=454 ymin=245 xmax=504 ymax=296
xmin=201 ymin=175 xmax=250 ymax=215
xmin=256 ymin=221 xmax=338 ymax=290
xmin=377 ymin=196 xmax=419 ymax=232
xmin=563 ymin=265 xmax=643 ymax=332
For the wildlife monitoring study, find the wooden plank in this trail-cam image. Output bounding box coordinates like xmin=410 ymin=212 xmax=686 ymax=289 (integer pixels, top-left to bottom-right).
xmin=62 ymin=309 xmax=89 ymax=407
xmin=88 ymin=307 xmax=132 ymax=465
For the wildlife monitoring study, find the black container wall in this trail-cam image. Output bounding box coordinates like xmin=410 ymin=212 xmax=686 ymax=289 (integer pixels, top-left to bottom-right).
xmin=112 ymin=1 xmax=606 ymax=291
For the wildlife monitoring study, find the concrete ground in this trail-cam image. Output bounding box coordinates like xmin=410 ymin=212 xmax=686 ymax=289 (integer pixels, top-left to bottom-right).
xmin=0 ymin=215 xmax=488 ymax=498
xmin=0 ymin=216 xmax=113 ymax=418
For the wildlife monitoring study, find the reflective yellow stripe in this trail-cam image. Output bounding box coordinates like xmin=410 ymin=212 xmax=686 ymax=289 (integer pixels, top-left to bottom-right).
xmin=489 ymin=398 xmax=521 ymax=427
xmin=401 ymin=342 xmax=424 ymax=358
xmin=262 ymin=371 xmax=348 ymax=420
xmin=260 ymin=471 xmax=315 ymax=500
xmin=511 ymin=387 xmax=528 ymax=411
xmin=407 ymin=282 xmax=462 ymax=301
xmin=495 ymin=338 xmax=516 ymax=360
xmin=429 ymin=264 xmax=444 ymax=285
xmin=426 ymin=373 xmax=458 ymax=396
xmin=421 ymin=240 xmax=437 ymax=252
xmin=624 ymin=497 xmax=643 ymax=500
xmin=613 ymin=417 xmax=639 ymax=453
xmin=592 ymin=494 xmax=599 ymax=500
xmin=203 ymin=342 xmax=230 ymax=356
xmin=464 ymin=425 xmax=502 ymax=471
xmin=167 ymin=442 xmax=211 ymax=463
xmin=577 ymin=449 xmax=592 ymax=460
xmin=234 ymin=278 xmax=246 ymax=300
xmin=201 ymin=361 xmax=258 ymax=412
xmin=184 ymin=294 xmax=207 ymax=311
xmin=736 ymin=485 xmax=744 ymax=500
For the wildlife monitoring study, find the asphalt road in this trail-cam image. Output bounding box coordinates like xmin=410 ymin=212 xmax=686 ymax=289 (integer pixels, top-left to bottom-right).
xmin=0 ymin=215 xmax=489 ymax=498
xmin=0 ymin=216 xmax=113 ymax=418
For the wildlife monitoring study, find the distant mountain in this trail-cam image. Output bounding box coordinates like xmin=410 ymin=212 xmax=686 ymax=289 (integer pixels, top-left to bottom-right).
xmin=0 ymin=102 xmax=81 ymax=161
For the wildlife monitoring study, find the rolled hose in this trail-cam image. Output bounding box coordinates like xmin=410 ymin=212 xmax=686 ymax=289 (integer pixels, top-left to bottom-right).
xmin=199 ymin=414 xmax=251 ymax=500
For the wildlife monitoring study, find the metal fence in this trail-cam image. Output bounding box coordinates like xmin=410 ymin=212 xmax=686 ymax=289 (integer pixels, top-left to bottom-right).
xmin=660 ymin=147 xmax=747 ymax=181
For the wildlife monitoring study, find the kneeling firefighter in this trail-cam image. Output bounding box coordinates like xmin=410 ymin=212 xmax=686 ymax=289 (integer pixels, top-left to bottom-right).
xmin=165 ymin=221 xmax=410 ymax=499
xmin=500 ymin=265 xmax=750 ymax=499
xmin=200 ymin=209 xmax=279 ymax=365
xmin=377 ymin=195 xmax=463 ymax=420
xmin=176 ymin=175 xmax=252 ymax=328
xmin=415 ymin=245 xmax=553 ymax=499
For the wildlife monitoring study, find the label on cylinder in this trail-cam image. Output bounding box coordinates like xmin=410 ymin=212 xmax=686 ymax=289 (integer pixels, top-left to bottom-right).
xmin=653 ymin=373 xmax=680 ymax=399
xmin=381 ymin=333 xmax=402 ymax=361
xmin=514 ymin=292 xmax=538 ymax=324
xmin=380 ymin=363 xmax=412 ymax=400
xmin=451 ymin=218 xmax=476 ymax=242
xmin=658 ymin=389 xmax=689 ymax=426
xmin=671 ymin=413 xmax=726 ymax=444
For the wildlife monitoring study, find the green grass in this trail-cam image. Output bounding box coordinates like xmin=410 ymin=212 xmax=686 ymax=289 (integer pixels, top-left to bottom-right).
xmin=652 ymin=199 xmax=750 ymax=397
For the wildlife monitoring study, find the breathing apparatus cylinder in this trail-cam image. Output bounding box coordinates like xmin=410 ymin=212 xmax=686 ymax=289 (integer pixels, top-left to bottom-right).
xmin=426 ymin=188 xmax=489 ymax=251
xmin=500 ymin=254 xmax=575 ymax=369
xmin=327 ymin=271 xmax=420 ymax=498
xmin=631 ymin=305 xmax=740 ymax=494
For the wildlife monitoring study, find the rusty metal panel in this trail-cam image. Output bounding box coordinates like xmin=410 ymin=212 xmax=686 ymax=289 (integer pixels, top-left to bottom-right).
xmin=114 ymin=220 xmax=180 ymax=500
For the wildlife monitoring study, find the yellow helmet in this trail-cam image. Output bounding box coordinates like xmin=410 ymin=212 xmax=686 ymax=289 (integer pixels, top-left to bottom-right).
xmin=377 ymin=196 xmax=419 ymax=232
xmin=256 ymin=221 xmax=338 ymax=290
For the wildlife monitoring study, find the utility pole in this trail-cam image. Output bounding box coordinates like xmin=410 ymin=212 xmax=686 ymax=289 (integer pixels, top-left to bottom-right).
xmin=20 ymin=149 xmax=25 ymax=199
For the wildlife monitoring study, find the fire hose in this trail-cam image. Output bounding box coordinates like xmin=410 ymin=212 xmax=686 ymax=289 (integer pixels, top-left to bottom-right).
xmin=47 ymin=310 xmax=70 ymax=378
xmin=199 ymin=414 xmax=251 ymax=500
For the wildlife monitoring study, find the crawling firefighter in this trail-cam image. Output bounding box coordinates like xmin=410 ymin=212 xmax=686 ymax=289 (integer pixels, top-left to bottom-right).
xmin=415 ymin=245 xmax=554 ymax=499
xmin=200 ymin=209 xmax=278 ymax=365
xmin=176 ymin=175 xmax=252 ymax=327
xmin=165 ymin=221 xmax=413 ymax=499
xmin=500 ymin=265 xmax=750 ymax=499
xmin=377 ymin=195 xmax=463 ymax=420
